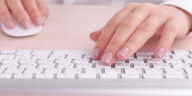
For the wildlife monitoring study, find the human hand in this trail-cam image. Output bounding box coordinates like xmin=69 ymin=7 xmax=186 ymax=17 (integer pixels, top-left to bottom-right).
xmin=0 ymin=0 xmax=49 ymax=29
xmin=90 ymin=3 xmax=192 ymax=66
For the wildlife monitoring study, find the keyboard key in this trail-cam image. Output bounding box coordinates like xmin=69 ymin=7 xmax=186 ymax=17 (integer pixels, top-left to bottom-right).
xmin=0 ymin=55 xmax=14 ymax=59
xmin=25 ymin=68 xmax=43 ymax=74
xmin=65 ymin=68 xmax=82 ymax=74
xmin=0 ymin=51 xmax=16 ymax=55
xmin=75 ymin=63 xmax=93 ymax=68
xmin=121 ymin=73 xmax=140 ymax=79
xmin=1 ymin=59 xmax=19 ymax=64
xmin=165 ymin=59 xmax=184 ymax=64
xmin=165 ymin=73 xmax=186 ymax=79
xmin=15 ymin=55 xmax=32 ymax=59
xmin=14 ymin=73 xmax=33 ymax=79
xmin=78 ymin=73 xmax=96 ymax=79
xmin=19 ymin=59 xmax=37 ymax=64
xmin=84 ymin=68 xmax=101 ymax=74
xmin=133 ymin=63 xmax=150 ymax=68
xmin=96 ymin=63 xmax=112 ymax=68
xmin=1 ymin=63 xmax=19 ymax=68
xmin=124 ymin=68 xmax=142 ymax=74
xmin=57 ymin=63 xmax=74 ymax=68
xmin=164 ymin=68 xmax=184 ymax=74
xmin=16 ymin=50 xmax=32 ymax=56
xmin=144 ymin=68 xmax=162 ymax=74
xmin=35 ymin=73 xmax=54 ymax=79
xmin=37 ymin=59 xmax=55 ymax=64
xmin=0 ymin=68 xmax=5 ymax=73
xmin=4 ymin=68 xmax=24 ymax=74
xmin=171 ymin=63 xmax=190 ymax=68
xmin=38 ymin=63 xmax=56 ymax=68
xmin=129 ymin=59 xmax=144 ymax=63
xmin=100 ymin=73 xmax=119 ymax=79
xmin=0 ymin=73 xmax=12 ymax=79
xmin=115 ymin=63 xmax=131 ymax=68
xmin=104 ymin=68 xmax=121 ymax=74
xmin=147 ymin=59 xmax=164 ymax=63
xmin=143 ymin=73 xmax=163 ymax=79
xmin=187 ymin=73 xmax=192 ymax=79
xmin=152 ymin=63 xmax=171 ymax=68
xmin=32 ymin=50 xmax=52 ymax=56
xmin=43 ymin=68 xmax=63 ymax=74
xmin=136 ymin=53 xmax=152 ymax=59
xmin=57 ymin=73 xmax=75 ymax=79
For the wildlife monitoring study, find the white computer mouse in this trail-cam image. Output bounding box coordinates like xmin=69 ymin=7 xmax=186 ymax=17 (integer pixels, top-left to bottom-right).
xmin=0 ymin=16 xmax=42 ymax=37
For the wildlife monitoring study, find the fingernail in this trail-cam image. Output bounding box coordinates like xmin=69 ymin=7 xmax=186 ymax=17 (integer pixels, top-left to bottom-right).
xmin=41 ymin=16 xmax=46 ymax=24
xmin=21 ymin=20 xmax=31 ymax=29
xmin=90 ymin=32 xmax=95 ymax=38
xmin=157 ymin=48 xmax=165 ymax=57
xmin=4 ymin=20 xmax=14 ymax=29
xmin=90 ymin=32 xmax=96 ymax=40
xmin=34 ymin=17 xmax=42 ymax=26
xmin=91 ymin=48 xmax=100 ymax=59
xmin=117 ymin=48 xmax=129 ymax=59
xmin=101 ymin=52 xmax=113 ymax=65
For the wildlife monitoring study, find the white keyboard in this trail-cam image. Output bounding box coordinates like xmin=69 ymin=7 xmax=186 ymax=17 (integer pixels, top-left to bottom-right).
xmin=0 ymin=50 xmax=192 ymax=80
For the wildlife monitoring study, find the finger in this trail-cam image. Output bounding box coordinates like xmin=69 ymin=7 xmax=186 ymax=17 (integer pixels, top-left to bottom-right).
xmin=154 ymin=19 xmax=177 ymax=58
xmin=117 ymin=13 xmax=168 ymax=61
xmin=22 ymin=0 xmax=42 ymax=26
xmin=90 ymin=29 xmax=102 ymax=42
xmin=101 ymin=4 xmax=155 ymax=65
xmin=0 ymin=0 xmax=15 ymax=29
xmin=91 ymin=3 xmax=137 ymax=61
xmin=6 ymin=0 xmax=31 ymax=29
xmin=35 ymin=0 xmax=49 ymax=24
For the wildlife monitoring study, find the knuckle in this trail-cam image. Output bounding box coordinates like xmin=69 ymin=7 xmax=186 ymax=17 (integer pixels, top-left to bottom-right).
xmin=161 ymin=36 xmax=172 ymax=42
xmin=153 ymin=9 xmax=167 ymax=16
xmin=125 ymin=2 xmax=137 ymax=8
xmin=0 ymin=11 xmax=8 ymax=19
xmin=165 ymin=25 xmax=178 ymax=32
xmin=109 ymin=39 xmax=122 ymax=48
xmin=120 ymin=21 xmax=135 ymax=29
xmin=29 ymin=9 xmax=41 ymax=17
xmin=142 ymin=2 xmax=154 ymax=7
xmin=138 ymin=3 xmax=155 ymax=10
xmin=97 ymin=37 xmax=108 ymax=46
xmin=137 ymin=21 xmax=154 ymax=33
xmin=15 ymin=9 xmax=25 ymax=16
xmin=126 ymin=42 xmax=138 ymax=51
xmin=107 ymin=19 xmax=118 ymax=27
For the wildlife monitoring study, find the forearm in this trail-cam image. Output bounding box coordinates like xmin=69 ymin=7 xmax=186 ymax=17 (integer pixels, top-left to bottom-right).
xmin=162 ymin=0 xmax=192 ymax=29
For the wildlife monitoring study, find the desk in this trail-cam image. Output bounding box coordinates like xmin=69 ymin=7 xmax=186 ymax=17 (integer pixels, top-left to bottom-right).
xmin=0 ymin=4 xmax=192 ymax=50
xmin=0 ymin=4 xmax=192 ymax=96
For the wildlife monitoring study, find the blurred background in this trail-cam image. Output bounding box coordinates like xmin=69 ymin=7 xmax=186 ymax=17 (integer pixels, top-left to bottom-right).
xmin=45 ymin=0 xmax=165 ymax=6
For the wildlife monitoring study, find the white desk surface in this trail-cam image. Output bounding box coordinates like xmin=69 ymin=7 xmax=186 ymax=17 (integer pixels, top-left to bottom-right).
xmin=0 ymin=4 xmax=192 ymax=50
xmin=0 ymin=4 xmax=192 ymax=96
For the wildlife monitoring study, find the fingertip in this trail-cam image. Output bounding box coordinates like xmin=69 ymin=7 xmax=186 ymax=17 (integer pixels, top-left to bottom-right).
xmin=154 ymin=48 xmax=166 ymax=58
xmin=3 ymin=19 xmax=15 ymax=29
xmin=41 ymin=16 xmax=46 ymax=25
xmin=21 ymin=19 xmax=31 ymax=29
xmin=90 ymin=32 xmax=97 ymax=42
xmin=101 ymin=52 xmax=114 ymax=66
xmin=117 ymin=47 xmax=130 ymax=60
xmin=91 ymin=48 xmax=100 ymax=60
xmin=34 ymin=17 xmax=43 ymax=26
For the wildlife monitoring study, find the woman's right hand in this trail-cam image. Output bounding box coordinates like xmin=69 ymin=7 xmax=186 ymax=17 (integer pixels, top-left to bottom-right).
xmin=0 ymin=0 xmax=49 ymax=29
